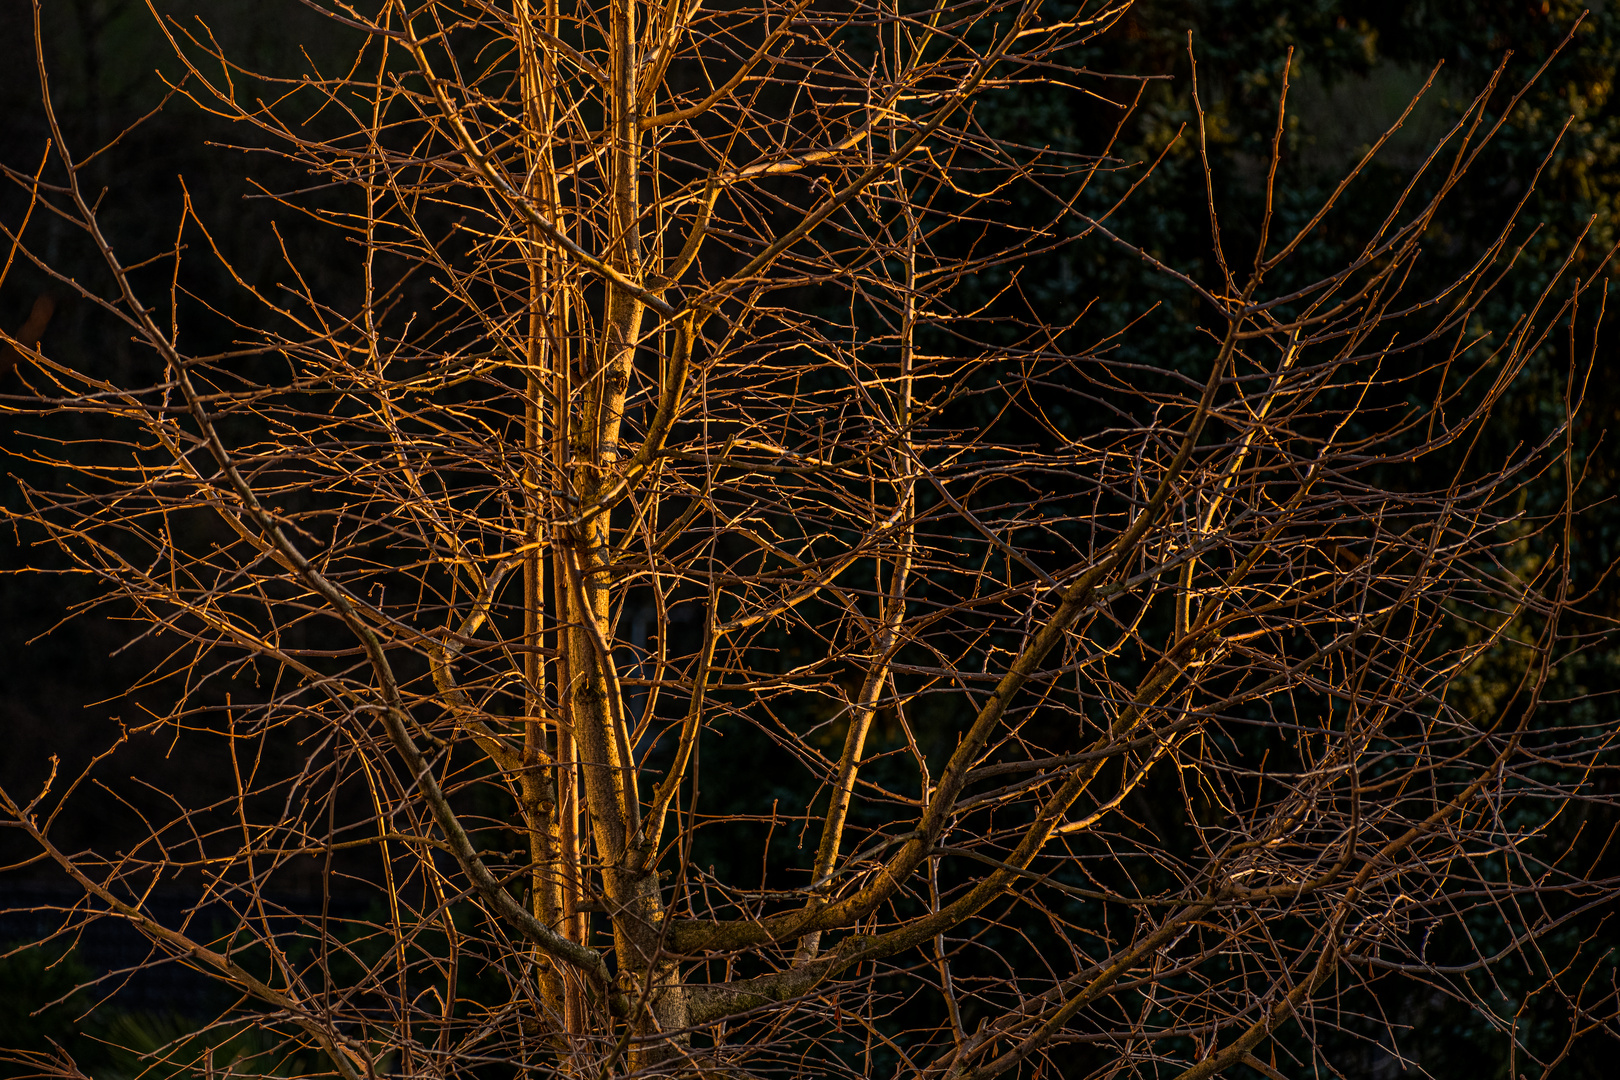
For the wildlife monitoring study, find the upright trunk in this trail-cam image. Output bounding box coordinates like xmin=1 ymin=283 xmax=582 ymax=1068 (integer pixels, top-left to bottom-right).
xmin=561 ymin=0 xmax=688 ymax=1058
xmin=514 ymin=0 xmax=567 ymax=1025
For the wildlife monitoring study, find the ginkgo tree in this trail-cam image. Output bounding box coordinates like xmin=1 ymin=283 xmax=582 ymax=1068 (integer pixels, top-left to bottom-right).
xmin=2 ymin=1 xmax=1617 ymax=1078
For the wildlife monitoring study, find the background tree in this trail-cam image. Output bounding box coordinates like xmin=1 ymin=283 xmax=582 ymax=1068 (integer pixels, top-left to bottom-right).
xmin=2 ymin=2 xmax=1618 ymax=1079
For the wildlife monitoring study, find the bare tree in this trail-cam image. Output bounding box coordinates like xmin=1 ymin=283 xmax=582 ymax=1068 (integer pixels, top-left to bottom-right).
xmin=2 ymin=1 xmax=1617 ymax=1078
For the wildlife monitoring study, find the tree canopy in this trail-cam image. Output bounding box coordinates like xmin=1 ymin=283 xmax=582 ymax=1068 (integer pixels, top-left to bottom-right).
xmin=2 ymin=3 xmax=1618 ymax=1079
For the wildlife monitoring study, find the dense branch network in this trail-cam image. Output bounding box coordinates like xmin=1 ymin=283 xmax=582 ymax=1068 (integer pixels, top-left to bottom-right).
xmin=0 ymin=2 xmax=1616 ymax=1079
